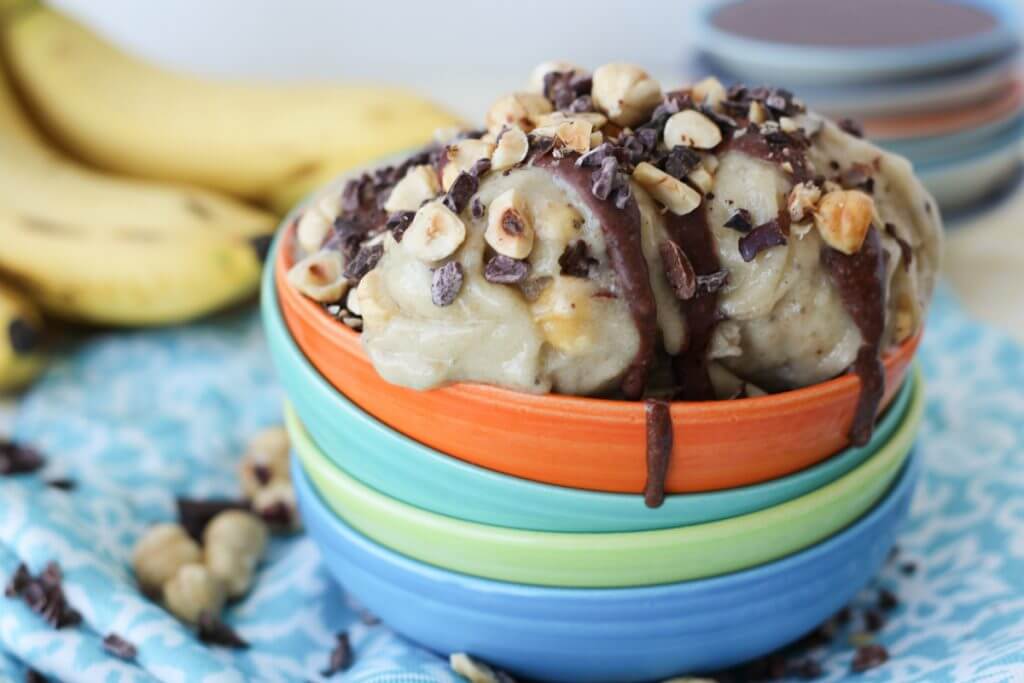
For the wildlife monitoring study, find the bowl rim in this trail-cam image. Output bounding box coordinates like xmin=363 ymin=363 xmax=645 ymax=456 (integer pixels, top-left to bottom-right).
xmin=274 ymin=220 xmax=923 ymax=420
xmin=691 ymin=0 xmax=1020 ymax=79
xmin=264 ymin=247 xmax=919 ymax=530
xmin=292 ymin=446 xmax=921 ymax=598
xmin=290 ymin=376 xmax=923 ymax=586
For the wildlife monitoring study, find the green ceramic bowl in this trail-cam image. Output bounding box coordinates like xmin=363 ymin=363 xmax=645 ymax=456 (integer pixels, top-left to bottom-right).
xmin=289 ymin=376 xmax=924 ymax=588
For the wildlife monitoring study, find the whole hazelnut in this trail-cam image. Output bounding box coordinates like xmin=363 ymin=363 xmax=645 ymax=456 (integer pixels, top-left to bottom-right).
xmin=252 ymin=480 xmax=302 ymax=533
xmin=203 ymin=510 xmax=268 ymax=599
xmin=132 ymin=523 xmax=202 ymax=597
xmin=163 ymin=563 xmax=225 ymax=624
xmin=239 ymin=427 xmax=291 ymax=499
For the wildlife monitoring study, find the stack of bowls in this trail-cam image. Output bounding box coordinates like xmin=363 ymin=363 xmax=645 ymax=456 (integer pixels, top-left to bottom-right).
xmin=692 ymin=0 xmax=1023 ymax=212
xmin=264 ymin=217 xmax=927 ymax=682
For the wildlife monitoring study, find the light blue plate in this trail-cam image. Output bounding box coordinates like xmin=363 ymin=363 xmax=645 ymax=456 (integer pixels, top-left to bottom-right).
xmin=263 ymin=231 xmax=916 ymax=533
xmin=918 ymin=117 xmax=1024 ymax=210
xmin=693 ymin=0 xmax=1020 ymax=86
xmin=883 ymin=110 xmax=1024 ymax=165
xmin=689 ymin=49 xmax=1021 ymax=118
xmin=294 ymin=450 xmax=919 ymax=682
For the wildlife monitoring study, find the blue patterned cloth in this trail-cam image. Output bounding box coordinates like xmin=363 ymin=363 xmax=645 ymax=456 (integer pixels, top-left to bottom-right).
xmin=0 ymin=286 xmax=1022 ymax=683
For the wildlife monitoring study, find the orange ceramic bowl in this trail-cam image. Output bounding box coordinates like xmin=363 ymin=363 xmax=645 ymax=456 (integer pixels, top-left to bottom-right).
xmin=275 ymin=225 xmax=919 ymax=494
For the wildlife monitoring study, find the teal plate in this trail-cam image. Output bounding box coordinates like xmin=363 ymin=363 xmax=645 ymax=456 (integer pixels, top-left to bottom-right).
xmin=262 ymin=233 xmax=916 ymax=532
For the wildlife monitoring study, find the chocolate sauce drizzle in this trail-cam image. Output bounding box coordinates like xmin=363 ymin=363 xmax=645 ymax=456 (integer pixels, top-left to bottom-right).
xmin=726 ymin=127 xmax=813 ymax=183
xmin=665 ymin=208 xmax=724 ymax=402
xmin=644 ymin=399 xmax=673 ymax=508
xmin=535 ymin=154 xmax=658 ymax=400
xmin=820 ymin=227 xmax=889 ymax=446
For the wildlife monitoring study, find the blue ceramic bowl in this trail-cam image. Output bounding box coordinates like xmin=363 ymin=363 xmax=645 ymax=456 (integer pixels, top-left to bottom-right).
xmin=693 ymin=0 xmax=1020 ymax=86
xmin=294 ymin=450 xmax=919 ymax=682
xmin=262 ymin=243 xmax=916 ymax=532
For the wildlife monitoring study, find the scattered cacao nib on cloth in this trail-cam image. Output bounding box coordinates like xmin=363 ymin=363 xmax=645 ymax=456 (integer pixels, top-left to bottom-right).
xmin=102 ymin=633 xmax=137 ymax=661
xmin=0 ymin=440 xmax=45 ymax=475
xmin=5 ymin=562 xmax=81 ymax=630
xmin=321 ymin=632 xmax=353 ymax=677
xmin=851 ymin=644 xmax=889 ymax=672
xmin=197 ymin=611 xmax=248 ymax=649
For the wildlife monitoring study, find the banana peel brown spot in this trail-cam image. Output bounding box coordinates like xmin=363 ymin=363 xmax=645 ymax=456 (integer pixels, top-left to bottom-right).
xmin=184 ymin=196 xmax=213 ymax=221
xmin=18 ymin=214 xmax=80 ymax=237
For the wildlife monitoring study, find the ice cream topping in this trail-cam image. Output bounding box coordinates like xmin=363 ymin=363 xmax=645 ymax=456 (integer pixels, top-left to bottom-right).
xmin=288 ymin=63 xmax=942 ymax=450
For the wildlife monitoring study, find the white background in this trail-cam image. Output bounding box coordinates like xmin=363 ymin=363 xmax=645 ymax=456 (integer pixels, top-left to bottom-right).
xmin=51 ymin=0 xmax=704 ymax=119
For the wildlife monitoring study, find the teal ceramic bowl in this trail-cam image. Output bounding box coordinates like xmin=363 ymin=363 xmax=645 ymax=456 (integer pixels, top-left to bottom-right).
xmin=262 ymin=235 xmax=917 ymax=532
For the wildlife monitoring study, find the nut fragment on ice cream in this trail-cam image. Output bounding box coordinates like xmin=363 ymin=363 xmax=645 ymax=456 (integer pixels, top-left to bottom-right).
xmin=485 ymin=189 xmax=535 ymax=259
xmin=491 ymin=127 xmax=529 ymax=171
xmin=485 ymin=92 xmax=553 ymax=132
xmin=384 ymin=165 xmax=440 ymax=212
xmin=287 ymin=250 xmax=347 ymax=303
xmin=288 ymin=63 xmax=942 ymax=440
xmin=663 ymin=110 xmax=723 ymax=150
xmin=591 ymin=63 xmax=662 ymax=126
xmin=403 ymin=201 xmax=466 ymax=262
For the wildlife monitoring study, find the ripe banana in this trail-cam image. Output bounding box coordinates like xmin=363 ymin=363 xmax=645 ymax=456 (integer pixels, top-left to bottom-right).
xmin=0 ymin=1 xmax=460 ymax=210
xmin=0 ymin=62 xmax=278 ymax=326
xmin=0 ymin=280 xmax=46 ymax=392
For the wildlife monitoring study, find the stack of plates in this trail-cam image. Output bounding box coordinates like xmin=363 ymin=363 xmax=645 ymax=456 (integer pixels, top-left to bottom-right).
xmin=263 ymin=216 xmax=928 ymax=681
xmin=692 ymin=0 xmax=1023 ymax=211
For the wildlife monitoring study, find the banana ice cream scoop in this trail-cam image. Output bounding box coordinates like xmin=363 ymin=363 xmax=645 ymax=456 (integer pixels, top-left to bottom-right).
xmin=288 ymin=64 xmax=942 ymax=445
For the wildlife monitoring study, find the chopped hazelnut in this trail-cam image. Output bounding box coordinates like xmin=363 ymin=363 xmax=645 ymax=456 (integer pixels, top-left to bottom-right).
xmin=527 ymin=60 xmax=583 ymax=93
xmin=690 ymin=76 xmax=727 ymax=109
xmin=537 ymin=117 xmax=593 ymax=154
xmin=633 ymin=162 xmax=702 ymax=216
xmin=788 ymin=181 xmax=823 ymax=223
xmin=490 ymin=127 xmax=529 ymax=171
xmin=485 ymin=189 xmax=535 ymax=259
xmin=485 ymin=92 xmax=553 ymax=131
xmin=687 ymin=166 xmax=715 ymax=194
xmin=663 ymin=110 xmax=722 ymax=150
xmin=815 ymin=190 xmax=876 ymax=254
xmin=591 ymin=63 xmax=662 ymax=127
xmin=295 ymin=208 xmax=332 ymax=255
xmin=356 ymin=269 xmax=399 ymax=327
xmin=441 ymin=140 xmax=494 ymax=191
xmin=748 ymin=100 xmax=767 ymax=125
xmin=384 ymin=165 xmax=440 ymax=213
xmin=287 ymin=250 xmax=348 ymax=303
xmin=403 ymin=201 xmax=467 ymax=262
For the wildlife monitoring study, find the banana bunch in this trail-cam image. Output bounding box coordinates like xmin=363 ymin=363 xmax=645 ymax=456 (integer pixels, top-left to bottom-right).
xmin=0 ymin=0 xmax=459 ymax=212
xmin=0 ymin=0 xmax=457 ymax=390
